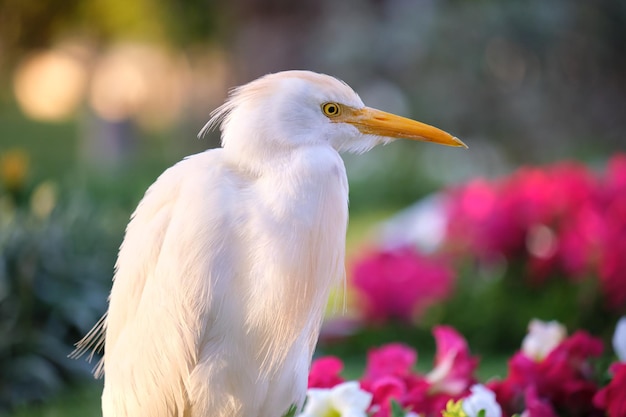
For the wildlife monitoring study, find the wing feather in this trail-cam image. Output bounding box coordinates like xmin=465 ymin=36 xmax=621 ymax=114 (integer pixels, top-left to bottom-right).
xmin=78 ymin=149 xmax=237 ymax=417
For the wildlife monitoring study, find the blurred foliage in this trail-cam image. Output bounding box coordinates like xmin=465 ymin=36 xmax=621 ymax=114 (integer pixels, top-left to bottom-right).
xmin=439 ymin=262 xmax=614 ymax=354
xmin=0 ymin=182 xmax=124 ymax=412
xmin=322 ymin=259 xmax=618 ymax=362
xmin=10 ymin=381 xmax=102 ymax=417
xmin=0 ymin=0 xmax=219 ymax=62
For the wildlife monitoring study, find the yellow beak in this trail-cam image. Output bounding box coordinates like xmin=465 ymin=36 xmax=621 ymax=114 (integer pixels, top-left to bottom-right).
xmin=337 ymin=106 xmax=468 ymax=149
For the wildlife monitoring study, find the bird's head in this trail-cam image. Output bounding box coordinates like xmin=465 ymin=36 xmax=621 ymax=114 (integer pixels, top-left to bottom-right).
xmin=201 ymin=71 xmax=466 ymax=166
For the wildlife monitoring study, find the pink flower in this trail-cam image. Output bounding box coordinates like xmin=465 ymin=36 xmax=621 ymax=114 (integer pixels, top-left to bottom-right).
xmin=426 ymin=326 xmax=478 ymax=396
xmin=597 ymin=192 xmax=626 ymax=310
xmin=308 ymin=356 xmax=345 ymax=388
xmin=360 ymin=344 xmax=423 ymax=417
xmin=557 ymin=203 xmax=604 ymax=277
xmin=358 ymin=330 xmax=480 ymax=417
xmin=607 ymin=153 xmax=626 ymax=191
xmin=445 ymin=178 xmax=513 ymax=257
xmin=368 ymin=376 xmax=408 ymax=417
xmin=446 ymin=155 xmax=626 ymax=311
xmin=446 ymin=162 xmax=595 ymax=262
xmin=593 ymin=363 xmax=626 ymax=417
xmin=351 ymin=247 xmax=455 ymax=323
xmin=362 ymin=343 xmax=417 ymax=384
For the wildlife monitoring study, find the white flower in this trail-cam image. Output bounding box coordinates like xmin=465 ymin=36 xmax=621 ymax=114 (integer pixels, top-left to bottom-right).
xmin=297 ymin=381 xmax=372 ymax=417
xmin=521 ymin=319 xmax=566 ymax=361
xmin=613 ymin=316 xmax=626 ymax=362
xmin=462 ymin=384 xmax=502 ymax=417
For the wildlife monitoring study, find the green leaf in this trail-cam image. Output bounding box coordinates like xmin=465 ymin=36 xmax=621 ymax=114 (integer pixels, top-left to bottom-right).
xmin=282 ymin=404 xmax=298 ymax=417
xmin=477 ymin=410 xmax=486 ymax=417
xmin=390 ymin=400 xmax=406 ymax=417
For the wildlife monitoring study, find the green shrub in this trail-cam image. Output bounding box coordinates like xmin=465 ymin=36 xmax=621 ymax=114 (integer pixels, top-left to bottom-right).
xmin=0 ymin=184 xmax=123 ymax=412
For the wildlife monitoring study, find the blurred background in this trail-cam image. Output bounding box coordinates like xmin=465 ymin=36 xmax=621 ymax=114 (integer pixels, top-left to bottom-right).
xmin=1 ymin=0 xmax=625 ymax=415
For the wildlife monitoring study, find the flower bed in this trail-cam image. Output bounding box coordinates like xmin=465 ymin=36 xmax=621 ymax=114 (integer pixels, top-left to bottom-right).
xmin=301 ymin=318 xmax=626 ymax=417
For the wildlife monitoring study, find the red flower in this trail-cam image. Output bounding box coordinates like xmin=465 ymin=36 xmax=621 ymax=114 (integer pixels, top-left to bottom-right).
xmin=489 ymin=352 xmax=539 ymax=413
xmin=351 ymin=247 xmax=455 ymax=323
xmin=593 ymin=363 xmax=626 ymax=417
xmin=490 ymin=330 xmax=603 ymax=416
xmin=308 ymin=356 xmax=344 ymax=388
xmin=540 ymin=330 xmax=603 ymax=412
xmin=523 ymin=385 xmax=558 ymax=417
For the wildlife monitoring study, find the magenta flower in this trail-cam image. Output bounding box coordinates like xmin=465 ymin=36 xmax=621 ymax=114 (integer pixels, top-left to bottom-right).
xmin=448 ymin=162 xmax=596 ymax=265
xmin=490 ymin=329 xmax=603 ymax=416
xmin=360 ymin=344 xmax=423 ymax=417
xmin=368 ymin=376 xmax=408 ymax=417
xmin=303 ymin=321 xmax=622 ymax=417
xmin=358 ymin=330 xmax=479 ymax=417
xmin=597 ymin=197 xmax=626 ymax=309
xmin=537 ymin=331 xmax=603 ymax=409
xmin=593 ymin=363 xmax=626 ymax=417
xmin=426 ymin=326 xmax=478 ymax=397
xmin=446 ymin=155 xmax=626 ymax=311
xmin=522 ymin=385 xmax=558 ymax=417
xmin=351 ymin=247 xmax=455 ymax=324
xmin=593 ymin=314 xmax=626 ymax=417
xmin=308 ymin=356 xmax=345 ymax=389
xmin=607 ymin=153 xmax=626 ymax=191
xmin=362 ymin=343 xmax=417 ymax=383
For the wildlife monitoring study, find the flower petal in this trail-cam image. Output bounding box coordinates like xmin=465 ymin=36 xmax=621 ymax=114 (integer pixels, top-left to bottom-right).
xmin=612 ymin=316 xmax=626 ymax=362
xmin=462 ymin=384 xmax=502 ymax=417
xmin=521 ymin=319 xmax=566 ymax=362
xmin=331 ymin=381 xmax=373 ymax=413
xmin=300 ymin=389 xmax=333 ymax=417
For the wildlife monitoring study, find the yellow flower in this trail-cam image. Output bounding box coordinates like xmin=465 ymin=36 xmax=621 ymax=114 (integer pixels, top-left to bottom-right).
xmin=1 ymin=149 xmax=29 ymax=192
xmin=441 ymin=399 xmax=468 ymax=417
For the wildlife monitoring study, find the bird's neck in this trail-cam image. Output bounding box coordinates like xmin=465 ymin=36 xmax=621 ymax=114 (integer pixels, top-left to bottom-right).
xmin=237 ymin=145 xmax=349 ymax=371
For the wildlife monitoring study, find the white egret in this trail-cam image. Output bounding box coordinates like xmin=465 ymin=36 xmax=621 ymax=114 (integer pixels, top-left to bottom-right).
xmin=74 ymin=70 xmax=466 ymax=417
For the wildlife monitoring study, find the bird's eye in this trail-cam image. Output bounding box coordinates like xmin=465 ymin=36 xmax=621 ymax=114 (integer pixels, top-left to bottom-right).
xmin=322 ymin=102 xmax=341 ymax=117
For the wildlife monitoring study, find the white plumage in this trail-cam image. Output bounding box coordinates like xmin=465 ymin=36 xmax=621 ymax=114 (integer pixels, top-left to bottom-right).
xmin=74 ymin=70 xmax=466 ymax=417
